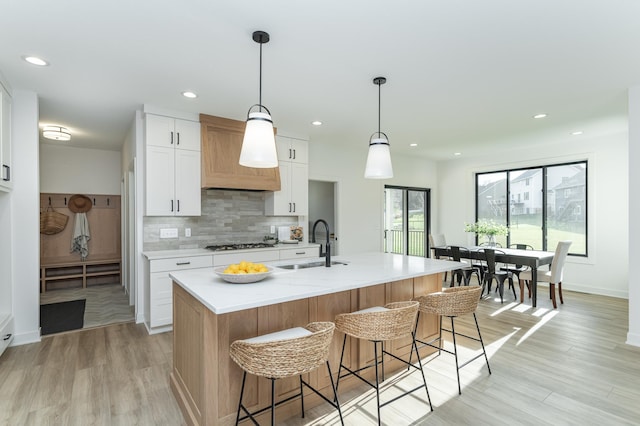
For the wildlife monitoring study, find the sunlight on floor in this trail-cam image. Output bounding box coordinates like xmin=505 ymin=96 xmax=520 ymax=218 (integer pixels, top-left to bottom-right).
xmin=517 ymin=310 xmax=559 ymax=345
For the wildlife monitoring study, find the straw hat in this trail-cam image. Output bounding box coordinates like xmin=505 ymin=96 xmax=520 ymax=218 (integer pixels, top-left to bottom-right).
xmin=68 ymin=194 xmax=93 ymax=213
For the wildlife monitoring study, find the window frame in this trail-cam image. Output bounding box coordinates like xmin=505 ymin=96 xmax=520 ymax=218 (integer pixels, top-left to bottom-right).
xmin=474 ymin=160 xmax=587 ymax=257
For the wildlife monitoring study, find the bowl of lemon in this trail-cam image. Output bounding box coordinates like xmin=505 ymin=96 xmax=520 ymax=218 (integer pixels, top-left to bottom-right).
xmin=214 ymin=261 xmax=274 ymax=284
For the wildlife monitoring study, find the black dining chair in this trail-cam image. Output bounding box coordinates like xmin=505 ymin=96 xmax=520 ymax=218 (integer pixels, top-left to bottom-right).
xmin=501 ymin=243 xmax=535 ymax=298
xmin=479 ymin=248 xmax=515 ymax=303
xmin=449 ymin=246 xmax=482 ymax=287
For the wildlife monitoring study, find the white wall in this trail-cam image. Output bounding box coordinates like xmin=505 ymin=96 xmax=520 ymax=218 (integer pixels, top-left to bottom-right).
xmin=437 ymin=131 xmax=628 ymax=299
xmin=11 ymin=91 xmax=40 ymax=345
xmin=308 ymin=139 xmax=438 ymax=255
xmin=40 ymin=144 xmax=121 ymax=194
xmin=628 ymin=87 xmax=640 ymax=346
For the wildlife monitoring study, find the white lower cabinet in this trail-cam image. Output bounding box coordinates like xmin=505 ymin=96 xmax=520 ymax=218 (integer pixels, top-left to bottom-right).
xmin=145 ymin=254 xmax=213 ymax=334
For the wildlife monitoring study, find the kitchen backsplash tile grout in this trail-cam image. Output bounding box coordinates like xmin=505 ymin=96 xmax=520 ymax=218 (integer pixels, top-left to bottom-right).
xmin=143 ymin=189 xmax=298 ymax=251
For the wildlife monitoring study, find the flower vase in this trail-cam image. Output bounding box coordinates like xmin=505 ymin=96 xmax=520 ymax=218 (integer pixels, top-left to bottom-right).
xmin=485 ymin=234 xmax=496 ymax=247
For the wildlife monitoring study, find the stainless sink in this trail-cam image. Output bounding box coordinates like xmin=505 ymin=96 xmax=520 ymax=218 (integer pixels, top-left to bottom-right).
xmin=277 ymin=261 xmax=348 ymax=270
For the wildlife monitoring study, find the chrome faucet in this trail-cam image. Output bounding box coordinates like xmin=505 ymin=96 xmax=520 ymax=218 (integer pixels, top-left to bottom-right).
xmin=312 ymin=219 xmax=331 ymax=267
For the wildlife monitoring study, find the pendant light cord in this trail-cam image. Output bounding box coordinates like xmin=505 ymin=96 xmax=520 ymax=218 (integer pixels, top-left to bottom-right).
xmin=259 ymin=37 xmax=263 ymax=112
xmin=378 ymin=81 xmax=381 ymax=135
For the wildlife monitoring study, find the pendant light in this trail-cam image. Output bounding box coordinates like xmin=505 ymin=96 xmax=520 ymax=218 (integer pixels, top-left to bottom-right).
xmin=239 ymin=30 xmax=278 ymax=168
xmin=364 ymin=77 xmax=393 ymax=179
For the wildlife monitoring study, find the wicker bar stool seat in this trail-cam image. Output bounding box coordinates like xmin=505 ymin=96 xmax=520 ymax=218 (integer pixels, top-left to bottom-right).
xmin=230 ymin=321 xmax=343 ymax=425
xmin=410 ymin=286 xmax=491 ymax=395
xmin=334 ymin=301 xmax=432 ymax=425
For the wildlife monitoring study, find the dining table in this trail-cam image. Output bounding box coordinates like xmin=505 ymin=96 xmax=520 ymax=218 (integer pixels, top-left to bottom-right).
xmin=433 ymin=246 xmax=555 ymax=307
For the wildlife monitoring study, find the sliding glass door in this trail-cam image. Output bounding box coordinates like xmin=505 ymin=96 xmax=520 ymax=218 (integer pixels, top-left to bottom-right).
xmin=384 ymin=186 xmax=430 ymax=257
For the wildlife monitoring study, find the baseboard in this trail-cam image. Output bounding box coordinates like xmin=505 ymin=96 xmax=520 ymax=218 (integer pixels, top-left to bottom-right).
xmin=10 ymin=329 xmax=41 ymax=346
xmin=563 ymin=282 xmax=628 ymax=299
xmin=626 ymin=331 xmax=640 ymax=347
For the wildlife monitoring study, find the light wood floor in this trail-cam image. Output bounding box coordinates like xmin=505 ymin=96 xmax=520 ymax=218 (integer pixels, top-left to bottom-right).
xmin=2 ymin=288 xmax=639 ymax=425
xmin=40 ymin=283 xmax=134 ymax=329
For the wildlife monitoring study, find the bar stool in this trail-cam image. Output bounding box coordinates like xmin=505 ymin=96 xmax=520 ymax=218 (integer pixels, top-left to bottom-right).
xmin=334 ymin=301 xmax=432 ymax=425
xmin=230 ymin=321 xmax=343 ymax=425
xmin=410 ymin=286 xmax=491 ymax=395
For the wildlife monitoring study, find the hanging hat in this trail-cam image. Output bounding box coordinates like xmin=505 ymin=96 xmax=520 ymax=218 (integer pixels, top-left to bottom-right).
xmin=68 ymin=194 xmax=93 ymax=213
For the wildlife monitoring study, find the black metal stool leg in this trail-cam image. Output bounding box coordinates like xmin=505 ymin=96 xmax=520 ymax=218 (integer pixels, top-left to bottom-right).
xmin=373 ymin=341 xmax=382 ymax=426
xmin=299 ymin=375 xmax=305 ymax=418
xmin=235 ymin=371 xmax=247 ymax=426
xmin=270 ymin=378 xmax=276 ymax=425
xmin=412 ymin=330 xmax=433 ymax=411
xmin=336 ymin=334 xmax=347 ymax=391
xmin=450 ymin=316 xmax=462 ymax=395
xmin=326 ymin=361 xmax=344 ymax=425
xmin=474 ymin=313 xmax=491 ymax=374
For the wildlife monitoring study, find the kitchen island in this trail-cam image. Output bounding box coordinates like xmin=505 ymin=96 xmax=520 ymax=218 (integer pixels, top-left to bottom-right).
xmin=169 ymin=252 xmax=463 ymax=426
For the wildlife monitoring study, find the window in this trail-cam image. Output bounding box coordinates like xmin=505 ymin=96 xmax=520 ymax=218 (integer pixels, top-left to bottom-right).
xmin=475 ymin=161 xmax=587 ymax=256
xmin=384 ymin=186 xmax=430 ymax=257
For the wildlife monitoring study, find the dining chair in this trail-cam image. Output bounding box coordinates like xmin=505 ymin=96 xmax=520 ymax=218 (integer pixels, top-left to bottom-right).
xmin=519 ymin=241 xmax=572 ymax=308
xmin=449 ymin=246 xmax=482 ymax=286
xmin=479 ymin=248 xmax=516 ymax=303
xmin=429 ymin=233 xmax=448 ymax=282
xmin=501 ymin=243 xmax=535 ymax=298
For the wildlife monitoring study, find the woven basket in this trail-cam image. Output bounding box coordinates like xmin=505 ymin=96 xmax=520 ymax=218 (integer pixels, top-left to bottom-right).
xmin=40 ymin=207 xmax=69 ymax=235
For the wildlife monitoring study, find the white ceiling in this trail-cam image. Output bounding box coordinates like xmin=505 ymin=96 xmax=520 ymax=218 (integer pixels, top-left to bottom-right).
xmin=1 ymin=1 xmax=639 ymax=160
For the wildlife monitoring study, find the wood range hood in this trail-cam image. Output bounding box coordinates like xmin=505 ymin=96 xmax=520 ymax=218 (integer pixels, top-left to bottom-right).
xmin=200 ymin=113 xmax=281 ymax=191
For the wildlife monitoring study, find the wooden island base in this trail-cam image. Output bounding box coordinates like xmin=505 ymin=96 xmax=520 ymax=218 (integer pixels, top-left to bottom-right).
xmin=170 ymin=273 xmax=443 ymax=426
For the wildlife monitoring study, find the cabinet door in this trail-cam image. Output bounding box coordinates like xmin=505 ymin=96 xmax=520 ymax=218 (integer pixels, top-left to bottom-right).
xmin=290 ymin=162 xmax=308 ymax=215
xmin=146 ymin=146 xmax=175 ymax=216
xmin=150 ymin=272 xmax=173 ymax=327
xmin=145 ymin=114 xmax=175 ymax=148
xmin=174 ymin=119 xmax=201 ymax=151
xmin=268 ymin=161 xmax=292 ymax=215
xmin=175 ymin=149 xmax=201 ymax=216
xmin=0 ymin=87 xmax=11 ymax=187
xmin=289 ymin=138 xmax=308 ymax=164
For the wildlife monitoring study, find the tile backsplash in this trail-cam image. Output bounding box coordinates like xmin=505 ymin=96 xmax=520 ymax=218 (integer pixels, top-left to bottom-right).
xmin=143 ymin=189 xmax=298 ymax=251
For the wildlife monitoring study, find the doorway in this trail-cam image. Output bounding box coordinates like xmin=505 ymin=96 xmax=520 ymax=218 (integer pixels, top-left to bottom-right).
xmin=384 ymin=186 xmax=431 ymax=257
xmin=308 ymin=180 xmax=338 ymax=255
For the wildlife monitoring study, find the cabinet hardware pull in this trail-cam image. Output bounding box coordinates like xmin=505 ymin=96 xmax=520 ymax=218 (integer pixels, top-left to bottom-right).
xmin=295 ymin=252 xmax=305 ymax=255
xmin=176 ymin=261 xmax=191 ymax=265
xmin=177 ymin=200 xmax=180 ymax=212
xmin=289 ymin=203 xmax=292 ymax=213
xmin=3 ymin=334 xmax=11 ymax=341
xmin=2 ymin=164 xmax=9 ymax=181
xmin=293 ymin=202 xmax=296 ymax=212
xmin=292 ymin=149 xmax=296 ymax=160
xmin=289 ymin=148 xmax=292 ymax=159
xmin=170 ymin=131 xmax=174 ymax=145
xmin=177 ymin=132 xmax=180 ymax=145
xmin=171 ymin=200 xmax=174 ymax=212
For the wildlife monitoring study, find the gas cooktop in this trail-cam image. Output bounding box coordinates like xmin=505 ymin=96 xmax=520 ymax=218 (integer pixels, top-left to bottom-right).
xmin=205 ymin=243 xmax=275 ymax=251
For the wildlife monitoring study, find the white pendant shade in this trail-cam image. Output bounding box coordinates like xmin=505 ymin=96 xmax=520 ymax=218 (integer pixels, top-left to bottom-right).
xmin=239 ymin=111 xmax=278 ymax=168
xmin=364 ymin=138 xmax=393 ymax=179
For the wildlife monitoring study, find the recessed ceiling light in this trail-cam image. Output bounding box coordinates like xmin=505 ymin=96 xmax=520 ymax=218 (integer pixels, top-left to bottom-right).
xmin=23 ymin=56 xmax=49 ymax=66
xmin=409 ymin=143 xmax=418 ymax=147
xmin=182 ymin=91 xmax=197 ymax=99
xmin=533 ymin=113 xmax=547 ymax=119
xmin=571 ymin=131 xmax=583 ymax=135
xmin=454 ymin=152 xmax=462 ymax=156
xmin=311 ymin=121 xmax=322 ymax=126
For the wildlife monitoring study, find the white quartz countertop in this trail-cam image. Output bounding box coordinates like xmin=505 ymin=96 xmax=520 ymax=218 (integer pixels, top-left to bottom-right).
xmin=143 ymin=243 xmax=320 ymax=260
xmin=170 ymin=252 xmax=464 ymax=314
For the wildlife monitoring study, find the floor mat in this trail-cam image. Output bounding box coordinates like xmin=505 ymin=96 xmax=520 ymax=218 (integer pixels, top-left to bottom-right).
xmin=40 ymin=299 xmax=86 ymax=335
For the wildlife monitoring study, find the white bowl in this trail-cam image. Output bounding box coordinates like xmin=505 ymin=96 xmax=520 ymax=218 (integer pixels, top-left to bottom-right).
xmin=214 ymin=265 xmax=274 ymax=284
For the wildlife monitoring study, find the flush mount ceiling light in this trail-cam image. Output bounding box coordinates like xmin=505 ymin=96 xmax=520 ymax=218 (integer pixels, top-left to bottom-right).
xmin=239 ymin=30 xmax=278 ymax=168
xmin=311 ymin=120 xmax=323 ymax=126
xmin=23 ymin=55 xmax=48 ymax=66
xmin=182 ymin=91 xmax=197 ymax=99
xmin=364 ymin=77 xmax=393 ymax=179
xmin=533 ymin=113 xmax=548 ymax=119
xmin=43 ymin=126 xmax=71 ymax=141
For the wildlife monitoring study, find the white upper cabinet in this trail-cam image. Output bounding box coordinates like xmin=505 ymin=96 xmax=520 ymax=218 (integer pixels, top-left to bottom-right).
xmin=265 ymin=136 xmax=309 ymax=216
xmin=145 ymin=113 xmax=201 ymax=216
xmin=0 ymin=83 xmax=12 ymax=191
xmin=276 ymin=136 xmax=308 ymax=164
